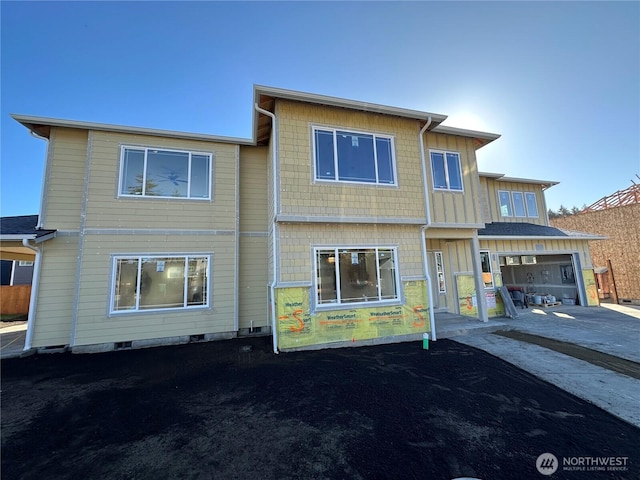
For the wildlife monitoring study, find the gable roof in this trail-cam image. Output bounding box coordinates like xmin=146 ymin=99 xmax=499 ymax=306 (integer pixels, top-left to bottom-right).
xmin=0 ymin=215 xmax=57 ymax=243
xmin=478 ymin=222 xmax=605 ymax=240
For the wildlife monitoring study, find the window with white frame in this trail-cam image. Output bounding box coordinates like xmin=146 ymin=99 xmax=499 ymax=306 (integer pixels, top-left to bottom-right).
xmin=434 ymin=251 xmax=446 ymax=293
xmin=111 ymin=255 xmax=209 ymax=313
xmin=313 ymin=127 xmax=396 ymax=185
xmin=119 ymin=146 xmax=212 ymax=199
xmin=480 ymin=251 xmax=493 ymax=289
xmin=525 ymin=192 xmax=539 ymax=217
xmin=430 ymin=150 xmax=463 ymax=191
xmin=315 ymin=247 xmax=400 ymax=307
xmin=499 ymin=190 xmax=539 ymax=218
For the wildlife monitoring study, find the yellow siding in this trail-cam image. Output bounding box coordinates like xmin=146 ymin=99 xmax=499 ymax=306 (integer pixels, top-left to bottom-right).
xmin=42 ymin=128 xmax=88 ymax=231
xmin=239 ymin=146 xmax=268 ymax=232
xmin=238 ymin=236 xmax=268 ymax=329
xmin=31 ymin=236 xmax=78 ymax=347
xmin=423 ymin=132 xmax=483 ymax=226
xmin=73 ymin=234 xmax=236 ymax=346
xmin=84 ymin=131 xmax=237 ymax=231
xmin=277 ymin=224 xmax=425 ymax=284
xmin=482 ymin=177 xmax=547 ymax=225
xmin=276 ymin=100 xmax=426 ymax=221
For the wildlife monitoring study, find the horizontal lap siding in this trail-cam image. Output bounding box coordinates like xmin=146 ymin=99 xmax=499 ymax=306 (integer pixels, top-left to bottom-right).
xmin=31 ymin=237 xmax=79 ymax=347
xmin=84 ymin=131 xmax=237 ymax=231
xmin=43 ymin=129 xmax=88 ymax=230
xmin=239 ymin=146 xmax=268 ymax=232
xmin=424 ymin=132 xmax=481 ymax=226
xmin=73 ymin=234 xmax=236 ymax=346
xmin=239 ymin=237 xmax=268 ymax=329
xmin=278 ymin=224 xmax=424 ymax=284
xmin=276 ymin=101 xmax=426 ymax=221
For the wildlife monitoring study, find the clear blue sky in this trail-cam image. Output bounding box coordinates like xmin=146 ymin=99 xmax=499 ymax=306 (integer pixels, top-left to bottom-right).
xmin=1 ymin=1 xmax=638 ymax=217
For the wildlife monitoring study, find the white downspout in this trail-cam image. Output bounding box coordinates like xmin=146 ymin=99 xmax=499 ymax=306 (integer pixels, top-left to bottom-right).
xmin=22 ymin=238 xmax=42 ymax=351
xmin=255 ymin=103 xmax=279 ymax=354
xmin=419 ymin=117 xmax=437 ymax=341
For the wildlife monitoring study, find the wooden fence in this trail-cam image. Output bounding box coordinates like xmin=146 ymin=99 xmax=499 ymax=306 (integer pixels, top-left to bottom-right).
xmin=0 ymin=285 xmax=32 ymax=315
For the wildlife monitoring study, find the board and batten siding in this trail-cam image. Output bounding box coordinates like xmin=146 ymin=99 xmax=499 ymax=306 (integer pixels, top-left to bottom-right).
xmin=481 ymin=177 xmax=547 ymax=226
xmin=238 ymin=146 xmax=269 ymax=330
xmin=275 ymin=100 xmax=426 ymax=222
xmin=83 ymin=131 xmax=237 ymax=231
xmin=41 ymin=128 xmax=88 ymax=231
xmin=72 ymin=234 xmax=236 ymax=346
xmin=30 ymin=236 xmax=78 ymax=348
xmin=423 ymin=131 xmax=483 ymax=227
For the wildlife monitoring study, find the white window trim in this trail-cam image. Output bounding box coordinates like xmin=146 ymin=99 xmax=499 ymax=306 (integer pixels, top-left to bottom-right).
xmin=109 ymin=253 xmax=211 ymax=315
xmin=311 ymin=126 xmax=398 ymax=186
xmin=429 ymin=149 xmax=464 ymax=192
xmin=480 ymin=250 xmax=494 ymax=289
xmin=512 ymin=191 xmax=527 ymax=217
xmin=118 ymin=145 xmax=213 ymax=200
xmin=434 ymin=251 xmax=446 ymax=294
xmin=498 ymin=190 xmax=513 ymax=217
xmin=313 ymin=246 xmax=402 ymax=310
xmin=525 ymin=192 xmax=539 ymax=218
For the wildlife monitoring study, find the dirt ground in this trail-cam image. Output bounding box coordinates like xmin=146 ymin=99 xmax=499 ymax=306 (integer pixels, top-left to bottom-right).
xmin=1 ymin=336 xmax=638 ymax=479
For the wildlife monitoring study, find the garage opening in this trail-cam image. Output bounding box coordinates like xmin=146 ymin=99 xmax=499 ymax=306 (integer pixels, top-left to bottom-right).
xmin=499 ymin=254 xmax=579 ymax=305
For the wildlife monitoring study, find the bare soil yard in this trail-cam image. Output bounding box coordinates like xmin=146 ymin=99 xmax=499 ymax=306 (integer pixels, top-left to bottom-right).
xmin=1 ymin=337 xmax=637 ymax=479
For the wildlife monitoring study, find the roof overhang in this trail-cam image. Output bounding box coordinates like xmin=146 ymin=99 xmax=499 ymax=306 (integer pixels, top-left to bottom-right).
xmin=479 ymin=172 xmax=559 ymax=190
xmin=253 ymin=84 xmax=450 ymax=146
xmin=431 ymin=125 xmax=501 ymax=150
xmin=11 ymin=114 xmax=254 ymax=146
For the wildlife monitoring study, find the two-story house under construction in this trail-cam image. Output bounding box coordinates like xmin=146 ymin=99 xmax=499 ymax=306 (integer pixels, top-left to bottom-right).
xmin=8 ymin=85 xmax=602 ymax=354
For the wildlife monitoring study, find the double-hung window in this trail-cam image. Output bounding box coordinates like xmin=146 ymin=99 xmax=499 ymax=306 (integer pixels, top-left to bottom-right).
xmin=313 ymin=127 xmax=396 ymax=185
xmin=119 ymin=146 xmax=212 ymax=199
xmin=315 ymin=247 xmax=400 ymax=307
xmin=430 ymin=150 xmax=463 ymax=191
xmin=525 ymin=192 xmax=539 ymax=217
xmin=111 ymin=255 xmax=209 ymax=313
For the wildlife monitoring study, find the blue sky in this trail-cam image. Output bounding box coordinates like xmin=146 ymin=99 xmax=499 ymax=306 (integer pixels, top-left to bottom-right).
xmin=1 ymin=1 xmax=638 ymax=217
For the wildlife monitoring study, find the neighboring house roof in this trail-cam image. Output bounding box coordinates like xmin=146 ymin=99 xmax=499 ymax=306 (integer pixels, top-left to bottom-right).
xmin=0 ymin=215 xmax=56 ymax=243
xmin=479 ymin=172 xmax=559 ymax=190
xmin=478 ymin=222 xmax=606 ymax=240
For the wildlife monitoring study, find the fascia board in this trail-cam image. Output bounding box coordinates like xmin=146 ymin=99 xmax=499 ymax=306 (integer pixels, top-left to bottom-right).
xmin=479 ymin=234 xmax=607 ymax=241
xmin=254 ymin=85 xmax=448 ymax=124
xmin=11 ymin=114 xmax=254 ymax=146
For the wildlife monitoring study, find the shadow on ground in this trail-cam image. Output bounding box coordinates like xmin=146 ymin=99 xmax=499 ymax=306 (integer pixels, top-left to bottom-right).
xmin=1 ymin=337 xmax=637 ymax=479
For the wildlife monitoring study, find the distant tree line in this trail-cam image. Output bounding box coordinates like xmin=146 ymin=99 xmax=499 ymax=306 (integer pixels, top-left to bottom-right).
xmin=547 ymin=204 xmax=588 ymax=219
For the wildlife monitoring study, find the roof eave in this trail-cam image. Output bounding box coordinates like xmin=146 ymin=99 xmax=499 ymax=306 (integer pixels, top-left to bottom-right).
xmin=11 ymin=114 xmax=255 ymax=146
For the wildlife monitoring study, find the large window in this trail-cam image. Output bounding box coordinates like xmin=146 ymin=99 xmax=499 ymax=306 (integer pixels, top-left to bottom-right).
xmin=499 ymin=190 xmax=539 ymax=218
xmin=119 ymin=146 xmax=212 ymax=199
xmin=315 ymin=247 xmax=400 ymax=307
xmin=111 ymin=255 xmax=209 ymax=313
xmin=430 ymin=150 xmax=463 ymax=191
xmin=313 ymin=127 xmax=396 ymax=185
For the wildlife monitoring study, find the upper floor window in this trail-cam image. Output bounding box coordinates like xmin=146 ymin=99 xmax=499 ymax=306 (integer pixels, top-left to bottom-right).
xmin=119 ymin=146 xmax=212 ymax=199
xmin=430 ymin=150 xmax=463 ymax=191
xmin=313 ymin=127 xmax=396 ymax=185
xmin=499 ymin=190 xmax=539 ymax=218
